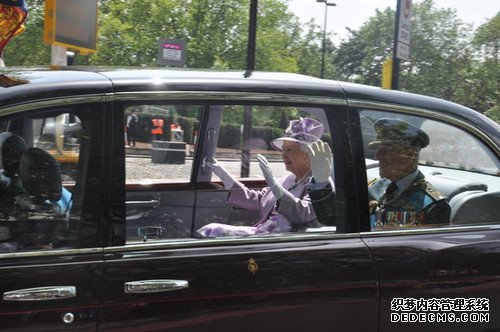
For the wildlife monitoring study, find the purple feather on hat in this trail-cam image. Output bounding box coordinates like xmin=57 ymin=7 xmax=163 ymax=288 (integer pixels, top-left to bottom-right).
xmin=271 ymin=117 xmax=324 ymax=151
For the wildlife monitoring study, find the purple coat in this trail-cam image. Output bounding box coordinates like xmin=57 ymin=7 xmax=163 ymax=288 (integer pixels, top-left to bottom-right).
xmin=226 ymin=173 xmax=322 ymax=230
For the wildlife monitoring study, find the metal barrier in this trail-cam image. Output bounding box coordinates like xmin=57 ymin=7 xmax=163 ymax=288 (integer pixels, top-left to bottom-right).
xmin=151 ymin=140 xmax=185 ymax=164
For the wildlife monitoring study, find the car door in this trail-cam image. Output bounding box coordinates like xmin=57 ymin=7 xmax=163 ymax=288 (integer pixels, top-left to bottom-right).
xmin=0 ymin=102 xmax=108 ymax=331
xmin=354 ymin=105 xmax=500 ymax=332
xmin=98 ymin=91 xmax=379 ymax=331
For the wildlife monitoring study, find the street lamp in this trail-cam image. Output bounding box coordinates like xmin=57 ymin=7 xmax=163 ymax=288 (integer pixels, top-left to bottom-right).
xmin=316 ymin=0 xmax=336 ymax=78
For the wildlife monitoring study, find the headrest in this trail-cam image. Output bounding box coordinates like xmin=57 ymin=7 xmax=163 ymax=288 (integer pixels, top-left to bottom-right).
xmin=0 ymin=132 xmax=27 ymax=176
xmin=450 ymin=191 xmax=500 ymax=224
xmin=20 ymin=148 xmax=62 ymax=203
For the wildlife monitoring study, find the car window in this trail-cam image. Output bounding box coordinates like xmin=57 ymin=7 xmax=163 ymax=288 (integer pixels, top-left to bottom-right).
xmin=124 ymin=104 xmax=202 ymax=241
xmin=215 ymin=105 xmax=330 ymax=180
xmin=0 ymin=109 xmax=90 ymax=252
xmin=32 ymin=114 xmax=82 ymax=182
xmin=359 ymin=109 xmax=500 ymax=230
xmin=123 ymin=103 xmax=339 ymax=243
xmin=124 ymin=104 xmax=201 ymax=182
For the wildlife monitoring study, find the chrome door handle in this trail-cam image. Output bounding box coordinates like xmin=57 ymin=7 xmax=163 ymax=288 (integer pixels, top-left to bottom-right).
xmin=124 ymin=279 xmax=189 ymax=294
xmin=3 ymin=286 xmax=76 ymax=301
xmin=126 ymin=199 xmax=160 ymax=208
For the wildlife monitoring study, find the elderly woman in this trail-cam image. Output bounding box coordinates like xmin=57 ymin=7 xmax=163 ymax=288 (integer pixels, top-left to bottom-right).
xmin=197 ymin=118 xmax=334 ymax=237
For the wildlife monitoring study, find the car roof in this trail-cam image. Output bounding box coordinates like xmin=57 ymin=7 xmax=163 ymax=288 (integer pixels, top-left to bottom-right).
xmin=1 ymin=67 xmax=498 ymax=145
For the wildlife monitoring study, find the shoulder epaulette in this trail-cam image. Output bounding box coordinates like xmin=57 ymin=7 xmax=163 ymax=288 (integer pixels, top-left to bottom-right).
xmin=425 ymin=182 xmax=445 ymax=200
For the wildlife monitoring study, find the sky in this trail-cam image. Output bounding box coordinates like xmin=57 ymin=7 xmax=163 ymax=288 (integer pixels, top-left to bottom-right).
xmin=287 ymin=0 xmax=499 ymax=44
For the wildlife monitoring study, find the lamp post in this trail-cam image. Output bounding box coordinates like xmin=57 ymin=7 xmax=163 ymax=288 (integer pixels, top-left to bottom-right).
xmin=316 ymin=0 xmax=336 ymax=78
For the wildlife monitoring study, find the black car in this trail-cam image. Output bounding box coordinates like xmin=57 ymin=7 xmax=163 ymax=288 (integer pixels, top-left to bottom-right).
xmin=0 ymin=68 xmax=498 ymax=331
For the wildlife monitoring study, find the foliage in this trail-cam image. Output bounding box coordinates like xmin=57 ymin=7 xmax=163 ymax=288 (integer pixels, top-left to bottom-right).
xmin=91 ymin=0 xmax=308 ymax=73
xmin=334 ymin=7 xmax=394 ymax=84
xmin=333 ymin=0 xmax=498 ymax=116
xmin=469 ymin=12 xmax=500 ymax=114
xmin=402 ymin=0 xmax=474 ymax=103
xmin=484 ymin=105 xmax=500 ymax=125
xmin=291 ymin=20 xmax=336 ymax=78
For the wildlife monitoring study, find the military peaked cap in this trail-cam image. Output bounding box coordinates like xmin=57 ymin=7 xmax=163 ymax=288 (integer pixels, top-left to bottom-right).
xmin=369 ymin=118 xmax=429 ymax=149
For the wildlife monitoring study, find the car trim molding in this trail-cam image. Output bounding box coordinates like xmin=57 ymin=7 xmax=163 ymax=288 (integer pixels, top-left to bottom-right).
xmin=105 ymin=232 xmax=360 ymax=253
xmin=105 ymin=224 xmax=499 ymax=252
xmin=360 ymin=224 xmax=500 ymax=238
xmin=0 ymin=94 xmax=114 ymax=116
xmin=0 ymin=247 xmax=103 ymax=259
xmin=114 ymin=91 xmax=347 ymax=106
xmin=0 ymin=226 xmax=497 ymax=256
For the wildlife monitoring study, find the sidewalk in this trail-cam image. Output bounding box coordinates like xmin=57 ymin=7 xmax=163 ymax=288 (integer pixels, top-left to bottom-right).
xmin=124 ymin=142 xmax=282 ymax=160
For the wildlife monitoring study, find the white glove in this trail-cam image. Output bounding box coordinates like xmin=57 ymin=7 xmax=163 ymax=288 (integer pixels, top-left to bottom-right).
xmin=257 ymin=154 xmax=284 ymax=200
xmin=207 ymin=158 xmax=235 ymax=189
xmin=306 ymin=141 xmax=332 ymax=184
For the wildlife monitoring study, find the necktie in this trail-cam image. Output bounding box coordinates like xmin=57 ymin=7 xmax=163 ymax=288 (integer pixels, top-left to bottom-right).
xmin=384 ymin=182 xmax=398 ymax=202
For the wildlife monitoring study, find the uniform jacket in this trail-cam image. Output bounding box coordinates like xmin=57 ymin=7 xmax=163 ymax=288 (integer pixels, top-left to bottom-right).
xmin=227 ymin=173 xmax=322 ymax=231
xmin=368 ymin=171 xmax=450 ymax=229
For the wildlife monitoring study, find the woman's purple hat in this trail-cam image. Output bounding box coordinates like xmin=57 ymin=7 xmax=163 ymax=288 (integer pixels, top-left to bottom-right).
xmin=271 ymin=118 xmax=324 ymax=151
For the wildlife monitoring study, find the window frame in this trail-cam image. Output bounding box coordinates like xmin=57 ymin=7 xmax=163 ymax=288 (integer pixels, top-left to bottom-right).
xmin=0 ymin=97 xmax=110 ymax=253
xmin=349 ymin=100 xmax=500 ymax=236
xmin=113 ymin=92 xmax=362 ymax=247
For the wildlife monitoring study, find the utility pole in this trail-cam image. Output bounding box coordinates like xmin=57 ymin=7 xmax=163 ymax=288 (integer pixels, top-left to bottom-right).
xmin=316 ymin=0 xmax=336 ymax=78
xmin=391 ymin=0 xmax=412 ymax=90
xmin=391 ymin=0 xmax=402 ymax=90
xmin=241 ymin=0 xmax=258 ymax=178
xmin=244 ymin=0 xmax=258 ymax=78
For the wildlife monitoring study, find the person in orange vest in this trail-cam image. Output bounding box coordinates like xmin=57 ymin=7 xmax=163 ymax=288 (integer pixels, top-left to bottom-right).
xmin=151 ymin=117 xmax=164 ymax=141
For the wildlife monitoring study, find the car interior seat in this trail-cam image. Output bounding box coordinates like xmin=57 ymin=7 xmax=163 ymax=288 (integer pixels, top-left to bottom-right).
xmin=0 ymin=132 xmax=28 ymax=213
xmin=0 ymin=132 xmax=28 ymax=178
xmin=19 ymin=147 xmax=62 ymax=212
xmin=449 ymin=190 xmax=500 ymax=225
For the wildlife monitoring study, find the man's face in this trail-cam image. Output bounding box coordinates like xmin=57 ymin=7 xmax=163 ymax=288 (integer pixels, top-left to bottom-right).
xmin=374 ymin=144 xmax=419 ymax=181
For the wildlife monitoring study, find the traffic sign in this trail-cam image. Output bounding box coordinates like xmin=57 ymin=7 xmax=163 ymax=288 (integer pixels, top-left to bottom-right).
xmin=158 ymin=38 xmax=187 ymax=67
xmin=396 ymin=0 xmax=412 ymax=60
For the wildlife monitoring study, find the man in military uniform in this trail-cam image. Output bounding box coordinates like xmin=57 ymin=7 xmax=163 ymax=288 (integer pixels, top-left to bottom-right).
xmin=368 ymin=118 xmax=450 ymax=230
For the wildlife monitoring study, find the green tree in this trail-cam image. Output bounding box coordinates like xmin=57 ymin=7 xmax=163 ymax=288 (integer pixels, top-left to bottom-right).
xmin=91 ymin=0 xmax=308 ymax=73
xmin=292 ymin=20 xmax=336 ymax=79
xmin=469 ymin=13 xmax=499 ymax=114
xmin=184 ymin=0 xmax=247 ymax=69
xmin=2 ymin=0 xmax=328 ymax=78
xmin=253 ymin=0 xmax=302 ymax=73
xmin=484 ymin=105 xmax=500 ymax=124
xmin=333 ymin=1 xmax=498 ymax=115
xmin=91 ymin=0 xmax=189 ymax=66
xmin=334 ymin=7 xmax=394 ymax=84
xmin=402 ymin=0 xmax=474 ymax=103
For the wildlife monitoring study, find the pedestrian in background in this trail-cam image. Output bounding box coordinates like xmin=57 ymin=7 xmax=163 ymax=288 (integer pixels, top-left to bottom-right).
xmin=126 ymin=112 xmax=138 ymax=147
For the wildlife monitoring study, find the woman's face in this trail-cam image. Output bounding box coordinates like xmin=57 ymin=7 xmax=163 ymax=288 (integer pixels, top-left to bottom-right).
xmin=281 ymin=140 xmax=310 ymax=179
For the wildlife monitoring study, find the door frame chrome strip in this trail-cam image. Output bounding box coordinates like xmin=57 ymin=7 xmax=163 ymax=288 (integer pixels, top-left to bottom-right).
xmin=0 ymin=94 xmax=114 ymax=116
xmin=114 ymin=91 xmax=347 ymax=106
